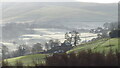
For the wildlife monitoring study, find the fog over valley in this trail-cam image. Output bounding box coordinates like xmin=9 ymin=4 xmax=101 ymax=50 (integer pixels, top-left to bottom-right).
xmin=1 ymin=2 xmax=118 ymax=53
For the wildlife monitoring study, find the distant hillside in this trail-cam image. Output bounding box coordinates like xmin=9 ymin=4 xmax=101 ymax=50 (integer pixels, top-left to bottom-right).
xmin=2 ymin=2 xmax=117 ymax=25
xmin=1 ymin=2 xmax=118 ymax=43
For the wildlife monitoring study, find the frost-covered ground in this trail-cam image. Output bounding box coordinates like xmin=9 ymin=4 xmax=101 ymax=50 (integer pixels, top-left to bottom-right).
xmin=18 ymin=28 xmax=68 ymax=44
xmin=1 ymin=28 xmax=97 ymax=52
xmin=19 ymin=28 xmax=97 ymax=44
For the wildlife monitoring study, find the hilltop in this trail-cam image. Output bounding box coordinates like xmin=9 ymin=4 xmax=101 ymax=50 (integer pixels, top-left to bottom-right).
xmin=67 ymin=38 xmax=119 ymax=53
xmin=2 ymin=2 xmax=117 ymax=24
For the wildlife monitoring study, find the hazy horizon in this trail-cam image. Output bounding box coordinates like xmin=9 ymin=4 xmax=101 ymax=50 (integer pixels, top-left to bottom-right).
xmin=1 ymin=0 xmax=120 ymax=3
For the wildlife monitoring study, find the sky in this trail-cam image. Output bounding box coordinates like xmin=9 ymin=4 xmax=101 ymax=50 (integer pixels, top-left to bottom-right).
xmin=1 ymin=0 xmax=120 ymax=3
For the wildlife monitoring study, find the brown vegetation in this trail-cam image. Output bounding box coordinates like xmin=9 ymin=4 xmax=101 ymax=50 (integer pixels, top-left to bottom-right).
xmin=2 ymin=50 xmax=119 ymax=68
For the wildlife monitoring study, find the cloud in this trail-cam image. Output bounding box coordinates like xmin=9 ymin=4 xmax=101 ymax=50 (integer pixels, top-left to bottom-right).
xmin=76 ymin=0 xmax=119 ymax=3
xmin=1 ymin=0 xmax=119 ymax=3
xmin=1 ymin=0 xmax=77 ymax=2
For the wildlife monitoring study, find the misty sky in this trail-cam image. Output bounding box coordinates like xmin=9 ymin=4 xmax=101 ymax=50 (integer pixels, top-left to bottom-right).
xmin=1 ymin=0 xmax=120 ymax=3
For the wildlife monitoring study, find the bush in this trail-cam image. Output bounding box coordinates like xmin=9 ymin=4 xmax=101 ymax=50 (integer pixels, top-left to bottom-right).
xmin=45 ymin=50 xmax=119 ymax=66
xmin=2 ymin=50 xmax=119 ymax=67
xmin=109 ymin=29 xmax=120 ymax=38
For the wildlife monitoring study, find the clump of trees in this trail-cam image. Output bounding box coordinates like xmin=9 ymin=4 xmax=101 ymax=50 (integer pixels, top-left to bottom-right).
xmin=45 ymin=50 xmax=119 ymax=66
xmin=103 ymin=22 xmax=118 ymax=30
xmin=2 ymin=30 xmax=81 ymax=59
xmin=2 ymin=44 xmax=32 ymax=58
xmin=32 ymin=43 xmax=43 ymax=54
xmin=90 ymin=22 xmax=119 ymax=38
xmin=2 ymin=45 xmax=9 ymax=59
xmin=44 ymin=31 xmax=81 ymax=53
xmin=44 ymin=39 xmax=61 ymax=51
xmin=65 ymin=31 xmax=81 ymax=46
xmin=109 ymin=29 xmax=120 ymax=38
xmin=17 ymin=45 xmax=28 ymax=56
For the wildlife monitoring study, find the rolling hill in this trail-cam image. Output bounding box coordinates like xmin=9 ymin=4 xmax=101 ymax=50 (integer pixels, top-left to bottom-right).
xmin=3 ymin=54 xmax=47 ymax=66
xmin=1 ymin=2 xmax=118 ymax=42
xmin=3 ymin=38 xmax=119 ymax=66
xmin=2 ymin=2 xmax=117 ymax=25
xmin=67 ymin=38 xmax=119 ymax=53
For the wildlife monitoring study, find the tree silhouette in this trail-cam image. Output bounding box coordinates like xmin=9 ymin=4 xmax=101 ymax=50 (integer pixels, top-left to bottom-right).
xmin=65 ymin=31 xmax=81 ymax=46
xmin=2 ymin=44 xmax=9 ymax=59
xmin=32 ymin=43 xmax=43 ymax=54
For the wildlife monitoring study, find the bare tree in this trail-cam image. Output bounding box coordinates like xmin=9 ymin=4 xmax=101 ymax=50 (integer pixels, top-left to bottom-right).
xmin=65 ymin=31 xmax=81 ymax=46
xmin=2 ymin=44 xmax=9 ymax=59
xmin=32 ymin=43 xmax=43 ymax=54
xmin=17 ymin=44 xmax=28 ymax=56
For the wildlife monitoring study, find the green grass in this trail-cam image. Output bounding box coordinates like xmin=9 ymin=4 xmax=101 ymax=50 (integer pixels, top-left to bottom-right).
xmin=67 ymin=38 xmax=119 ymax=54
xmin=4 ymin=54 xmax=47 ymax=66
xmin=4 ymin=38 xmax=119 ymax=66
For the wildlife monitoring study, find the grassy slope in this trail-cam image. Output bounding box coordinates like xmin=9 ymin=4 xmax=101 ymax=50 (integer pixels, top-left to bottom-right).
xmin=4 ymin=38 xmax=119 ymax=66
xmin=4 ymin=54 xmax=47 ymax=66
xmin=67 ymin=38 xmax=119 ymax=53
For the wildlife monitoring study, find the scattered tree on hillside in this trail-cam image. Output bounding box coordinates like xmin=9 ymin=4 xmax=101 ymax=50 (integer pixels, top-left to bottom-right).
xmin=48 ymin=40 xmax=54 ymax=48
xmin=45 ymin=39 xmax=61 ymax=50
xmin=2 ymin=44 xmax=9 ymax=59
xmin=53 ymin=39 xmax=61 ymax=47
xmin=90 ymin=29 xmax=95 ymax=33
xmin=44 ymin=42 xmax=50 ymax=51
xmin=109 ymin=29 xmax=120 ymax=38
xmin=17 ymin=44 xmax=28 ymax=56
xmin=103 ymin=22 xmax=118 ymax=30
xmin=18 ymin=45 xmax=26 ymax=56
xmin=32 ymin=43 xmax=43 ymax=54
xmin=90 ymin=22 xmax=118 ymax=38
xmin=65 ymin=31 xmax=81 ymax=46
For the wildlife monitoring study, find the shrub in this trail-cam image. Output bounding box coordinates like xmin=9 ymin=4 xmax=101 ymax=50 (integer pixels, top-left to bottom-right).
xmin=45 ymin=50 xmax=119 ymax=66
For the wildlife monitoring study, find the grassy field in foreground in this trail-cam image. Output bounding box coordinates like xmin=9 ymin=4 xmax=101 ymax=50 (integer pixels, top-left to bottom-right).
xmin=67 ymin=38 xmax=119 ymax=53
xmin=3 ymin=38 xmax=119 ymax=66
xmin=4 ymin=54 xmax=47 ymax=66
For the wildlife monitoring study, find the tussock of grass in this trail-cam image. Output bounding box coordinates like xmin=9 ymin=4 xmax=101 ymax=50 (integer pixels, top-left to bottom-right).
xmin=5 ymin=54 xmax=47 ymax=66
xmin=67 ymin=38 xmax=119 ymax=54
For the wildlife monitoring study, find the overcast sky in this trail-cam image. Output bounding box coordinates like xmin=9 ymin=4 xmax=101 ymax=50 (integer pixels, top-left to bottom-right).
xmin=1 ymin=0 xmax=120 ymax=3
